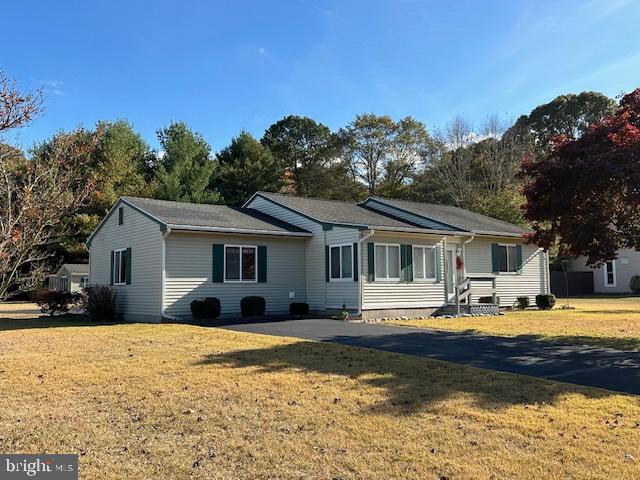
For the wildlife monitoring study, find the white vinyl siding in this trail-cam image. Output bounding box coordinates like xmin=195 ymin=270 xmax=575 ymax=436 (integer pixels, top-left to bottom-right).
xmin=164 ymin=231 xmax=306 ymax=318
xmin=362 ymin=234 xmax=447 ymax=309
xmin=324 ymin=227 xmax=359 ymax=309
xmin=89 ymin=202 xmax=163 ymax=322
xmin=571 ymin=248 xmax=640 ymax=294
xmin=247 ymin=196 xmax=325 ymax=311
xmin=465 ymin=238 xmax=547 ymax=306
xmin=247 ymin=195 xmax=360 ymax=311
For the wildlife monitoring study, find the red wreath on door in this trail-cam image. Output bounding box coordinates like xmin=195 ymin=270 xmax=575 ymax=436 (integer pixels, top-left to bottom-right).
xmin=456 ymin=256 xmax=464 ymax=270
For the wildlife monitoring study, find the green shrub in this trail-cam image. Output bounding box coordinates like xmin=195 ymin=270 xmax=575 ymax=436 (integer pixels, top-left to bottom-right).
xmin=515 ymin=296 xmax=530 ymax=310
xmin=289 ymin=302 xmax=309 ymax=315
xmin=35 ymin=291 xmax=82 ymax=317
xmin=241 ymin=296 xmax=266 ymax=317
xmin=191 ymin=297 xmax=221 ymax=320
xmin=82 ymin=284 xmax=116 ymax=321
xmin=630 ymin=275 xmax=640 ymax=294
xmin=535 ymin=294 xmax=556 ymax=310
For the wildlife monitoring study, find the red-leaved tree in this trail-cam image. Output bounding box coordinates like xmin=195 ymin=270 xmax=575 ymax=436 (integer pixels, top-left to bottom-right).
xmin=521 ymin=88 xmax=640 ymax=265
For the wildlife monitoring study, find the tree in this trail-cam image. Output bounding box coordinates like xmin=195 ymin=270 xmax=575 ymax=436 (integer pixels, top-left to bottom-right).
xmin=262 ymin=115 xmax=338 ymax=197
xmin=509 ymin=91 xmax=616 ymax=156
xmin=340 ymin=114 xmax=431 ymax=196
xmin=0 ymin=71 xmax=42 ymax=133
xmin=521 ymin=87 xmax=640 ymax=265
xmin=153 ymin=122 xmax=219 ymax=203
xmin=377 ymin=117 xmax=433 ymax=198
xmin=216 ymin=131 xmax=280 ymax=205
xmin=426 ymin=116 xmax=476 ymax=207
xmin=0 ymin=127 xmax=104 ymax=299
xmin=91 ymin=120 xmax=153 ymax=213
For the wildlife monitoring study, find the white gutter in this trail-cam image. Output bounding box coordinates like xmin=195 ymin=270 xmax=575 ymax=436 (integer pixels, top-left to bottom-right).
xmin=166 ymin=224 xmax=312 ymax=237
xmin=356 ymin=229 xmax=375 ymax=317
xmin=373 ymin=225 xmax=473 ymax=236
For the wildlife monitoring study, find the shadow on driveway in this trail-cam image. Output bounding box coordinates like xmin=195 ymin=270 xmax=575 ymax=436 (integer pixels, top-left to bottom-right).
xmin=217 ymin=319 xmax=640 ymax=396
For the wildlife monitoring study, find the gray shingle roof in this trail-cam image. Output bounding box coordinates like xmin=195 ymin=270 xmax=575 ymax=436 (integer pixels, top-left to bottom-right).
xmin=255 ymin=192 xmax=442 ymax=232
xmin=369 ymin=197 xmax=529 ymax=236
xmin=122 ymin=197 xmax=310 ymax=235
xmin=60 ymin=263 xmax=89 ymax=275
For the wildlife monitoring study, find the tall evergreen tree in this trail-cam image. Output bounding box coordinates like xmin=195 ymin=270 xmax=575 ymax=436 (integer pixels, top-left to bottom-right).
xmin=262 ymin=115 xmax=339 ymax=197
xmin=216 ymin=131 xmax=280 ymax=205
xmin=153 ymin=122 xmax=219 ymax=203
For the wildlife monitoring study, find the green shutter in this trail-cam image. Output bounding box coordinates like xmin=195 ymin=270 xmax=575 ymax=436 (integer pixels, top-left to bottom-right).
xmin=352 ymin=242 xmax=358 ymax=282
xmin=491 ymin=243 xmax=500 ymax=273
xmin=110 ymin=250 xmax=114 ymax=285
xmin=212 ymin=244 xmax=224 ymax=283
xmin=400 ymin=244 xmax=413 ymax=282
xmin=435 ymin=245 xmax=442 ymax=282
xmin=516 ymin=244 xmax=523 ymax=273
xmin=325 ymin=246 xmax=330 ymax=282
xmin=125 ymin=247 xmax=132 ymax=285
xmin=258 ymin=246 xmax=267 ymax=283
xmin=367 ymin=242 xmax=375 ymax=282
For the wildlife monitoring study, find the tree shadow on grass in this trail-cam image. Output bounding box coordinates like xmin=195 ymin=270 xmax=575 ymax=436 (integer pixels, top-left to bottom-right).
xmin=0 ymin=315 xmax=123 ymax=331
xmin=195 ymin=338 xmax=617 ymax=415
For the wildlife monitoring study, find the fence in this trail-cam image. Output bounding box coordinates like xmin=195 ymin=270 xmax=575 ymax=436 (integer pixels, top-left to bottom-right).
xmin=550 ymin=271 xmax=594 ymax=297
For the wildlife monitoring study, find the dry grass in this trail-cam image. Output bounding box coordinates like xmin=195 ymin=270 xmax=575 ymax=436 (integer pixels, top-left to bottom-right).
xmin=1 ymin=305 xmax=640 ymax=479
xmin=387 ymin=296 xmax=640 ymax=351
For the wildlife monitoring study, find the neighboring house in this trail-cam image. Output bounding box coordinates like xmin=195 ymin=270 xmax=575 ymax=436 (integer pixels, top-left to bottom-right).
xmin=570 ymin=249 xmax=640 ymax=294
xmin=48 ymin=264 xmax=89 ymax=293
xmin=87 ymin=193 xmax=550 ymax=322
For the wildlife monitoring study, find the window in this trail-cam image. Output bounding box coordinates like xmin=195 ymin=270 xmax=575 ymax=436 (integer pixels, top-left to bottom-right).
xmin=604 ymin=260 xmax=616 ymax=287
xmin=329 ymin=244 xmax=353 ymax=280
xmin=374 ymin=244 xmax=400 ymax=280
xmin=225 ymin=245 xmax=256 ymax=282
xmin=113 ymin=249 xmax=128 ymax=285
xmin=498 ymin=245 xmax=518 ymax=273
xmin=118 ymin=207 xmax=124 ymax=225
xmin=80 ymin=276 xmax=89 ymax=288
xmin=59 ymin=276 xmax=68 ymax=293
xmin=413 ymin=246 xmax=436 ymax=280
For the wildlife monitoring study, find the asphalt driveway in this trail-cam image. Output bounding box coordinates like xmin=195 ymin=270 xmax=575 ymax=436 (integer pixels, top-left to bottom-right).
xmin=220 ymin=318 xmax=640 ymax=395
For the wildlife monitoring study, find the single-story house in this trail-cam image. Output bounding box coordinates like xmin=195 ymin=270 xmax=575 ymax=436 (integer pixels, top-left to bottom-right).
xmin=87 ymin=192 xmax=551 ymax=322
xmin=569 ymin=249 xmax=640 ymax=294
xmin=48 ymin=264 xmax=89 ymax=293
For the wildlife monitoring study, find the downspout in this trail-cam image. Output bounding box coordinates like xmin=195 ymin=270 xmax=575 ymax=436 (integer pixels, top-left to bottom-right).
xmin=462 ymin=235 xmax=475 ymax=279
xmin=160 ymin=227 xmax=181 ymax=322
xmin=356 ymin=229 xmax=375 ymax=318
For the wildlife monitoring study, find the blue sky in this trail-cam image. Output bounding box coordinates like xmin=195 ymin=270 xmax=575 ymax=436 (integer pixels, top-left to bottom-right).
xmin=3 ymin=0 xmax=639 ymax=151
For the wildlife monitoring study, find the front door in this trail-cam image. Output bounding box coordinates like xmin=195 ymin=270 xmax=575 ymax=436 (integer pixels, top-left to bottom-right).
xmin=445 ymin=246 xmax=456 ymax=303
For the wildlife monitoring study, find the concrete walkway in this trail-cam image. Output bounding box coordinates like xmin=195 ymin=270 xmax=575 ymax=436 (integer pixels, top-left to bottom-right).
xmin=220 ymin=318 xmax=640 ymax=395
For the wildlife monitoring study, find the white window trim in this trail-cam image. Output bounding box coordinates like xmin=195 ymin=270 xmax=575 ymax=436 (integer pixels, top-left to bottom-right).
xmin=412 ymin=245 xmax=437 ymax=282
xmin=603 ymin=260 xmax=617 ymax=287
xmin=374 ymin=243 xmax=401 ymax=282
xmin=113 ymin=248 xmax=127 ymax=286
xmin=60 ymin=276 xmax=68 ymax=292
xmin=224 ymin=245 xmax=258 ymax=283
xmin=498 ymin=243 xmax=518 ymax=275
xmin=329 ymin=243 xmax=354 ymax=282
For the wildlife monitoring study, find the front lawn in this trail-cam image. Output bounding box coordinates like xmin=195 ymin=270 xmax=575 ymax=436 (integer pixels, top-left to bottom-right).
xmin=1 ymin=309 xmax=639 ymax=479
xmin=386 ymin=296 xmax=640 ymax=351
